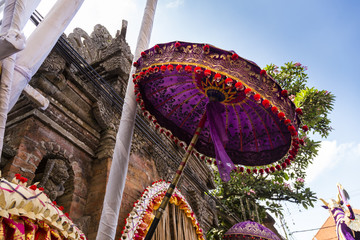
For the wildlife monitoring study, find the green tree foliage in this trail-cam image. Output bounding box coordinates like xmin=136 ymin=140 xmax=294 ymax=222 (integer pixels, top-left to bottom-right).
xmin=206 ymin=62 xmax=335 ymax=240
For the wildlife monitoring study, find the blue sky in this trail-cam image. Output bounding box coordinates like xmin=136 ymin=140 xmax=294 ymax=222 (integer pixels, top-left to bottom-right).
xmin=32 ymin=0 xmax=360 ymax=239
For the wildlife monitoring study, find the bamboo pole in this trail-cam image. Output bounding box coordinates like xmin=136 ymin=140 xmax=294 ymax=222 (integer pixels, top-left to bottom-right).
xmin=144 ymin=114 xmax=207 ymax=240
xmin=96 ymin=0 xmax=158 ymax=239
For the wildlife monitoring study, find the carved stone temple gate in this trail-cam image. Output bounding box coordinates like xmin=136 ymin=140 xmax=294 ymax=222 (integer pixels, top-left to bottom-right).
xmin=0 ymin=23 xmax=218 ymax=239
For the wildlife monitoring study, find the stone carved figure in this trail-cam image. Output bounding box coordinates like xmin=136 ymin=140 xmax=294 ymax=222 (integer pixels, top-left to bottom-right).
xmin=39 ymin=159 xmax=70 ymax=201
xmin=320 ymin=184 xmax=360 ymax=240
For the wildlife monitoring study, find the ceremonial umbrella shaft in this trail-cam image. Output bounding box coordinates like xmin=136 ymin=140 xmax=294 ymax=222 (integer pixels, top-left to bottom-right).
xmin=144 ymin=113 xmax=207 ymax=240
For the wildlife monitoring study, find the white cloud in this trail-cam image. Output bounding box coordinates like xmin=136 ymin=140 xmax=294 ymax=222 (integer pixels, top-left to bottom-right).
xmin=306 ymin=140 xmax=360 ymax=182
xmin=166 ymin=0 xmax=184 ymax=8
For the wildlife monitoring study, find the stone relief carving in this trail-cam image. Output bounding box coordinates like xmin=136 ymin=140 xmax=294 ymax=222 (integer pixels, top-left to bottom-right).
xmin=38 ymin=49 xmax=66 ymax=75
xmin=92 ymin=100 xmax=117 ymax=131
xmin=39 ymin=158 xmax=70 ymax=201
xmin=90 ymin=24 xmax=113 ymax=50
xmin=67 ymin=28 xmax=98 ymax=63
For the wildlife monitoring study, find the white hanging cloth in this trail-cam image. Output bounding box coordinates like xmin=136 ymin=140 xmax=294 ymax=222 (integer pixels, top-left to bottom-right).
xmin=0 ymin=0 xmax=26 ymax=60
xmin=7 ymin=0 xmax=84 ymax=112
xmin=96 ymin=0 xmax=158 ymax=239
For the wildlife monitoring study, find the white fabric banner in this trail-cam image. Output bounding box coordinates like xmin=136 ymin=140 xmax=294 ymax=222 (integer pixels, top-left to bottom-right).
xmin=7 ymin=0 xmax=84 ymax=112
xmin=0 ymin=0 xmax=39 ymax=158
xmin=96 ymin=0 xmax=158 ymax=239
xmin=0 ymin=0 xmax=26 ymax=60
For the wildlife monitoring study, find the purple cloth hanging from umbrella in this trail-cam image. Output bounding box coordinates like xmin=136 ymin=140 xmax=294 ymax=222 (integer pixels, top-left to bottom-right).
xmin=206 ymin=101 xmax=235 ymax=181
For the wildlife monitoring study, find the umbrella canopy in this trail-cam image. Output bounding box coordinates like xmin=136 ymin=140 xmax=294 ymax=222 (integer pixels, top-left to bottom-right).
xmin=134 ymin=41 xmax=302 ymax=181
xmin=223 ymin=220 xmax=281 ymax=240
xmin=0 ymin=173 xmax=86 ymax=239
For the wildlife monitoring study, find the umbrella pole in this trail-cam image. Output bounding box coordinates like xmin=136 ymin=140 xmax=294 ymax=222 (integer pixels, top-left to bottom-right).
xmin=144 ymin=113 xmax=207 ymax=240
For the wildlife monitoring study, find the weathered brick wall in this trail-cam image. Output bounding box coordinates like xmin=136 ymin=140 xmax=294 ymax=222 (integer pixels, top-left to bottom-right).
xmin=3 ymin=110 xmax=92 ymax=224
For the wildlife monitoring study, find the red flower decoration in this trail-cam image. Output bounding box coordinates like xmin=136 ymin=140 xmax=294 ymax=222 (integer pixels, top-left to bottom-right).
xmin=299 ymin=139 xmax=305 ymax=145
xmin=284 ymin=119 xmax=291 ymax=125
xmin=176 ymin=65 xmax=183 ymax=72
xmin=133 ymin=61 xmax=138 ymax=67
xmin=38 ymin=187 xmax=44 ymax=191
xmin=235 ymin=82 xmax=244 ymax=90
xmin=52 ymin=201 xmax=57 ymax=205
xmin=302 ymin=125 xmax=309 ymax=132
xmin=259 ymin=168 xmax=264 ymax=174
xmin=239 ymin=167 xmax=244 ymax=172
xmin=253 ymin=168 xmax=258 ymax=174
xmin=141 ymin=51 xmax=146 ymax=57
xmin=291 ymin=131 xmax=298 ymax=136
xmin=278 ymin=112 xmax=285 ymax=119
xmin=271 ymin=106 xmax=278 ymax=114
xmin=214 ymin=73 xmax=222 ymax=80
xmin=20 ymin=177 xmax=28 ymax=183
xmin=260 ymin=70 xmax=267 ymax=75
xmin=15 ymin=173 xmax=21 ymax=179
xmin=175 ymin=42 xmax=181 ymax=48
xmin=204 ymin=69 xmax=212 ymax=77
xmin=288 ymin=125 xmax=296 ymax=132
xmin=246 ymin=168 xmax=251 ymax=174
xmin=225 ymin=78 xmax=233 ymax=85
xmin=154 ymin=44 xmax=160 ymax=52
xmin=281 ymin=90 xmax=288 ymax=97
xmin=154 ymin=66 xmax=159 ymax=72
xmin=244 ymin=88 xmax=252 ymax=95
xmin=167 ymin=64 xmax=174 ymax=71
xmin=270 ymin=166 xmax=276 ymax=172
xmin=65 ymin=212 xmax=70 ymax=218
xmin=231 ymin=53 xmax=239 ymax=60
xmin=253 ymin=94 xmax=261 ymax=102
xmin=262 ymin=99 xmax=270 ymax=108
xmin=295 ymin=108 xmax=303 ymax=115
xmin=289 ymin=150 xmax=296 ymax=157
xmin=160 ymin=65 xmax=167 ymax=72
xmin=185 ymin=65 xmax=192 ymax=73
xmin=281 ymin=162 xmax=287 ymax=169
xmin=58 ymin=206 xmax=64 ymax=211
xmin=29 ymin=185 xmax=37 ymax=190
xmin=288 ymin=155 xmax=294 ymax=160
xmin=285 ymin=158 xmax=291 ymax=165
xmin=203 ymin=44 xmax=210 ymax=52
xmin=265 ymin=168 xmax=270 ymax=174
xmin=194 ymin=66 xmax=202 ymax=74
xmin=275 ymin=164 xmax=281 ymax=171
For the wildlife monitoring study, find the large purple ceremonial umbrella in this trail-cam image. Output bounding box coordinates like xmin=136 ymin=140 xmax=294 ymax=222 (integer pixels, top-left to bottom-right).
xmin=223 ymin=221 xmax=281 ymax=240
xmin=133 ymin=41 xmax=303 ymax=239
